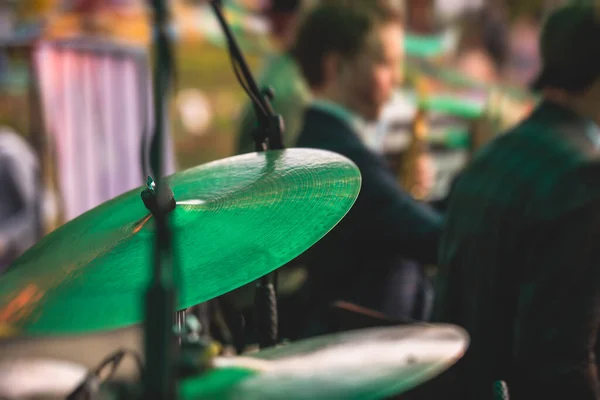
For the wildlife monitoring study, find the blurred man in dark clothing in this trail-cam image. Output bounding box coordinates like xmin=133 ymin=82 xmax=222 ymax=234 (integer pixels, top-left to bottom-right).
xmin=282 ymin=0 xmax=442 ymax=339
xmin=0 ymin=128 xmax=40 ymax=272
xmin=434 ymin=5 xmax=600 ymax=400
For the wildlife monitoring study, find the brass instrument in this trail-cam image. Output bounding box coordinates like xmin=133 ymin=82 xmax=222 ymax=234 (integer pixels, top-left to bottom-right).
xmin=468 ymin=89 xmax=499 ymax=158
xmin=399 ymin=94 xmax=430 ymax=201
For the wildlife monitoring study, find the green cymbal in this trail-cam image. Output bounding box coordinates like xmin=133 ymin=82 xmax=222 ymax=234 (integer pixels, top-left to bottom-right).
xmin=0 ymin=149 xmax=361 ymax=336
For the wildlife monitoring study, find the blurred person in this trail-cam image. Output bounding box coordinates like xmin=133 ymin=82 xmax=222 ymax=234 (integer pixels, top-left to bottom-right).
xmin=235 ymin=0 xmax=311 ymax=154
xmin=284 ymin=0 xmax=442 ymax=338
xmin=0 ymin=128 xmax=41 ymax=272
xmin=400 ymin=0 xmax=459 ymax=64
xmin=68 ymin=0 xmax=140 ymax=10
xmin=0 ymin=3 xmax=14 ymax=80
xmin=433 ymin=5 xmax=600 ymax=400
xmin=504 ymin=16 xmax=541 ymax=88
xmin=16 ymin=0 xmax=57 ymax=20
xmin=481 ymin=0 xmax=510 ymax=66
xmin=46 ymin=0 xmax=147 ymax=41
xmin=454 ymin=8 xmax=509 ymax=84
xmin=406 ymin=0 xmax=436 ymax=35
xmin=70 ymin=0 xmax=102 ymax=11
xmin=454 ymin=49 xmax=499 ymax=84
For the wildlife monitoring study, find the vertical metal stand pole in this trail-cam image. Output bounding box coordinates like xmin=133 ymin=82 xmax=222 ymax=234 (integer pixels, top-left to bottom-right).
xmin=209 ymin=0 xmax=282 ymax=351
xmin=143 ymin=1 xmax=177 ymax=399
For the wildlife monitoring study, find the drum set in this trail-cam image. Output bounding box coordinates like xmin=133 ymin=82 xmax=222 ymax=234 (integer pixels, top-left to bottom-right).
xmin=0 ymin=1 xmax=469 ymax=399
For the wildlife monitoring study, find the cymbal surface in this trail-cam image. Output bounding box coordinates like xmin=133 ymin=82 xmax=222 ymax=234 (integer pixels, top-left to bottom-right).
xmin=0 ymin=149 xmax=361 ymax=336
xmin=0 ymin=358 xmax=87 ymax=399
xmin=181 ymin=324 xmax=469 ymax=400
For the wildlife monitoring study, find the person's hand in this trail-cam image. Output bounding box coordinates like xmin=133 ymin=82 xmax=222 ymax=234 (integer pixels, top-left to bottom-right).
xmin=414 ymin=153 xmax=436 ymax=198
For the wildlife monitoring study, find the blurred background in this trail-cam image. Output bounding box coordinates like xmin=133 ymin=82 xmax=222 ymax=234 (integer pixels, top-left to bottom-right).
xmin=0 ymin=0 xmax=563 ymax=245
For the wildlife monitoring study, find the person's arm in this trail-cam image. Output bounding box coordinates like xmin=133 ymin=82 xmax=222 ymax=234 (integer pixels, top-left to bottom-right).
xmin=350 ymin=148 xmax=442 ymax=265
xmin=429 ymin=169 xmax=463 ymax=213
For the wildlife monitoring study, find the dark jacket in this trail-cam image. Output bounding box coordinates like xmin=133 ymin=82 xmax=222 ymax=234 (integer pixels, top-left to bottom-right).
xmin=0 ymin=131 xmax=40 ymax=271
xmin=434 ymin=101 xmax=600 ymax=400
xmin=282 ymin=106 xmax=442 ymax=338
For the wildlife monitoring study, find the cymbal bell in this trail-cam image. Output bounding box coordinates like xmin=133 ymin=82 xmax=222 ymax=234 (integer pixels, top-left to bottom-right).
xmin=0 ymin=149 xmax=361 ymax=336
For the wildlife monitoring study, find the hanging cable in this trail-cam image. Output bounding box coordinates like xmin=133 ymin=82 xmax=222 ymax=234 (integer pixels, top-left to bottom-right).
xmin=66 ymin=349 xmax=144 ymax=400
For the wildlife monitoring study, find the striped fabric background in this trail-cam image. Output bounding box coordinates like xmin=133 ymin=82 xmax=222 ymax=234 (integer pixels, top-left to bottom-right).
xmin=35 ymin=38 xmax=176 ymax=222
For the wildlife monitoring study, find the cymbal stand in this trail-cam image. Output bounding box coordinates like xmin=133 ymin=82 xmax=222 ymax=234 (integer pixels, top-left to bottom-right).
xmin=209 ymin=0 xmax=283 ymax=349
xmin=143 ymin=0 xmax=178 ymax=399
xmin=174 ymin=309 xmax=187 ymax=345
